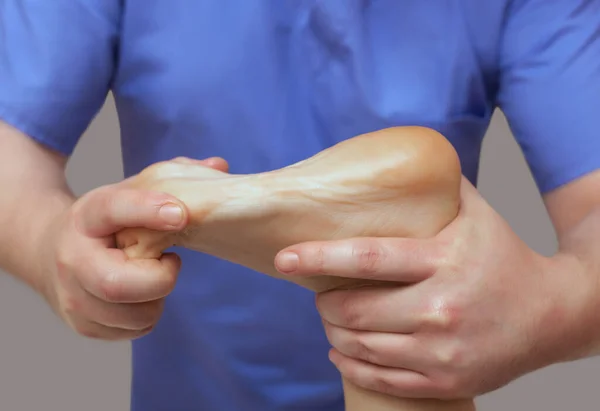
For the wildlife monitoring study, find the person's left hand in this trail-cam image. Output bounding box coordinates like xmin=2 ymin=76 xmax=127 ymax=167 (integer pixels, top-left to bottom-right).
xmin=274 ymin=178 xmax=596 ymax=399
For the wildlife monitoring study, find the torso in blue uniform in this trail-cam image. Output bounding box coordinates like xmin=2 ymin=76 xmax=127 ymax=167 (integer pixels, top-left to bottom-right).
xmin=116 ymin=3 xmax=498 ymax=410
xmin=3 ymin=1 xmax=600 ymax=410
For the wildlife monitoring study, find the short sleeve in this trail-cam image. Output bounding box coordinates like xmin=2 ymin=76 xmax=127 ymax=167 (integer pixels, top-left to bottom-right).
xmin=496 ymin=0 xmax=600 ymax=194
xmin=0 ymin=0 xmax=121 ymax=155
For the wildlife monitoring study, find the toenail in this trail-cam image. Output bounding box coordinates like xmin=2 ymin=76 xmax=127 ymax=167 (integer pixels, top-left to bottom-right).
xmin=276 ymin=252 xmax=299 ymax=273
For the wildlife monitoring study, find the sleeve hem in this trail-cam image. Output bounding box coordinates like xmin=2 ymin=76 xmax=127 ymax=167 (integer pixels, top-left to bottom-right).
xmin=537 ymin=162 xmax=600 ymax=194
xmin=0 ymin=104 xmax=80 ymax=157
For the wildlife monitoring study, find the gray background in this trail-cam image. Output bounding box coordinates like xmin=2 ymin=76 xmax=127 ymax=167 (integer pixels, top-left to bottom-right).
xmin=0 ymin=95 xmax=597 ymax=410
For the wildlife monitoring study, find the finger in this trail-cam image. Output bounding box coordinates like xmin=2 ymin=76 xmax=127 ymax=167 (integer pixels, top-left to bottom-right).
xmin=275 ymin=237 xmax=443 ymax=282
xmin=67 ymin=290 xmax=165 ymax=331
xmin=94 ymin=299 xmax=164 ymax=330
xmin=329 ymin=349 xmax=439 ymax=399
xmin=316 ymin=286 xmax=422 ymax=332
xmin=74 ymin=186 xmax=188 ymax=238
xmin=79 ymin=250 xmax=181 ymax=303
xmin=323 ymin=321 xmax=428 ymax=370
xmin=71 ymin=318 xmax=155 ymax=341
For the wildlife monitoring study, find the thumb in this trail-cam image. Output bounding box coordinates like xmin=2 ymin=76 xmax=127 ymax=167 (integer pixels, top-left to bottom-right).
xmin=73 ymin=186 xmax=189 ymax=239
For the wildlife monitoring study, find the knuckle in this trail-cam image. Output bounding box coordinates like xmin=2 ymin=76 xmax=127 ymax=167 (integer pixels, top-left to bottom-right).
xmin=352 ymin=240 xmax=386 ymax=276
xmin=431 ymin=241 xmax=452 ymax=270
xmin=369 ymin=373 xmax=397 ymax=396
xmin=423 ymin=296 xmax=460 ymax=331
xmin=338 ymin=296 xmax=363 ymax=328
xmin=309 ymin=246 xmax=327 ymax=275
xmin=61 ymin=294 xmax=82 ymax=318
xmin=131 ymin=193 xmax=165 ymax=220
xmin=98 ymin=269 xmax=125 ymax=302
xmin=122 ymin=182 xmax=177 ymax=217
xmin=54 ymin=248 xmax=74 ymax=278
xmin=435 ymin=342 xmax=465 ymax=368
xmin=353 ymin=333 xmax=376 ymax=363
xmin=436 ymin=238 xmax=464 ymax=273
xmin=54 ymin=249 xmax=83 ymax=287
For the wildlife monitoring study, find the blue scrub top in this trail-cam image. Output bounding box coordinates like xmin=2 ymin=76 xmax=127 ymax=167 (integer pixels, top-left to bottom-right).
xmin=1 ymin=1 xmax=600 ymax=410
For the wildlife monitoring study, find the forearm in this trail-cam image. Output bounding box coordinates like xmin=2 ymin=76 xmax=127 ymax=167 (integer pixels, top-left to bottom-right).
xmin=0 ymin=121 xmax=75 ymax=293
xmin=549 ymin=206 xmax=600 ymax=362
xmin=0 ymin=184 xmax=74 ymax=290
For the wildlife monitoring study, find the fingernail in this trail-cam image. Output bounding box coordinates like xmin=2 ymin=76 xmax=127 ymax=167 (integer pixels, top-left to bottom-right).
xmin=276 ymin=252 xmax=299 ymax=273
xmin=159 ymin=204 xmax=184 ymax=226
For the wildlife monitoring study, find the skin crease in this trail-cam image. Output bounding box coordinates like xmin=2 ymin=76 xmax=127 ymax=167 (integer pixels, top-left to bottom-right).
xmin=115 ymin=126 xmax=475 ymax=411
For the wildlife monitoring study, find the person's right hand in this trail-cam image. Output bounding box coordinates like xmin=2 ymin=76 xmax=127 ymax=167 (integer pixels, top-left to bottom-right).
xmin=37 ymin=157 xmax=228 ymax=341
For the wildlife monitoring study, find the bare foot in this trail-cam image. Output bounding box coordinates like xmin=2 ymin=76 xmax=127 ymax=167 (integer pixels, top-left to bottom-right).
xmin=116 ymin=126 xmax=475 ymax=411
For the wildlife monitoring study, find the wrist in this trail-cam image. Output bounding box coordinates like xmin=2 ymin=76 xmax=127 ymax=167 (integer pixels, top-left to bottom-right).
xmin=33 ymin=193 xmax=75 ymax=298
xmin=3 ymin=190 xmax=74 ymax=299
xmin=536 ymin=252 xmax=600 ymax=365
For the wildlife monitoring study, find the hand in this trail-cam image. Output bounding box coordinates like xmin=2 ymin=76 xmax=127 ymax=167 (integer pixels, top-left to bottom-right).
xmin=274 ymin=178 xmax=593 ymax=399
xmin=38 ymin=157 xmax=228 ymax=341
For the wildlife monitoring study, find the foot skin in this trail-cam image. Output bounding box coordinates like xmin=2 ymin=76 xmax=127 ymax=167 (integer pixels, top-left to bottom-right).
xmin=115 ymin=126 xmax=475 ymax=411
xmin=117 ymin=126 xmax=461 ymax=292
